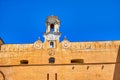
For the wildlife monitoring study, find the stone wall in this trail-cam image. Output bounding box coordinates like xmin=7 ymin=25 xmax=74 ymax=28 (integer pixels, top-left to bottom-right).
xmin=0 ymin=40 xmax=120 ymax=80
xmin=0 ymin=64 xmax=116 ymax=80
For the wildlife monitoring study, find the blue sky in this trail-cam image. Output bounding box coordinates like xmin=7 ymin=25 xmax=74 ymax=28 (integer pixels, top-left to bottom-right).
xmin=0 ymin=0 xmax=120 ymax=43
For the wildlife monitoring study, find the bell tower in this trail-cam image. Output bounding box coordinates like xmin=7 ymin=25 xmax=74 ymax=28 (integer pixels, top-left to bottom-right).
xmin=43 ymin=16 xmax=61 ymax=48
xmin=46 ymin=16 xmax=60 ymax=33
xmin=43 ymin=16 xmax=61 ymax=41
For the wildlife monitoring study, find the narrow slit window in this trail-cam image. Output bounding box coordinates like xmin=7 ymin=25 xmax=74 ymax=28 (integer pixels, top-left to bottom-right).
xmin=47 ymin=73 xmax=49 ymax=80
xmin=55 ymin=73 xmax=57 ymax=80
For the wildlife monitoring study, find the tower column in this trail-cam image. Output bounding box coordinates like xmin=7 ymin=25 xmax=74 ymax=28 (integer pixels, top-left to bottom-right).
xmin=43 ymin=16 xmax=61 ymax=48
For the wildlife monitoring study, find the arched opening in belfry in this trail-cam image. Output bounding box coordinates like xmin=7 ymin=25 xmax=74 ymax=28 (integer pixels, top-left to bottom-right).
xmin=50 ymin=24 xmax=54 ymax=32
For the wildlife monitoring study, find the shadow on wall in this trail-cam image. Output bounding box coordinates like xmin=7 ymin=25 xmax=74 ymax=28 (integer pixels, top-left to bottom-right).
xmin=0 ymin=71 xmax=5 ymax=80
xmin=113 ymin=46 xmax=120 ymax=80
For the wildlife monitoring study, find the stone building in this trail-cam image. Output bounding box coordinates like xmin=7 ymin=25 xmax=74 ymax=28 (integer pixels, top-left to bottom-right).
xmin=0 ymin=16 xmax=120 ymax=80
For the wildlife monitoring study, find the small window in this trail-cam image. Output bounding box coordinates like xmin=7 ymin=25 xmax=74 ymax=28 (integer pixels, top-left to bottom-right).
xmin=49 ymin=57 xmax=55 ymax=63
xmin=50 ymin=42 xmax=54 ymax=48
xmin=71 ymin=59 xmax=84 ymax=63
xmin=20 ymin=60 xmax=28 ymax=64
xmin=50 ymin=24 xmax=54 ymax=32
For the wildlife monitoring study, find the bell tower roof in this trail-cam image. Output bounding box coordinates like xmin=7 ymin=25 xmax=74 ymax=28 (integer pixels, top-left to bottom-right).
xmin=46 ymin=16 xmax=60 ymax=26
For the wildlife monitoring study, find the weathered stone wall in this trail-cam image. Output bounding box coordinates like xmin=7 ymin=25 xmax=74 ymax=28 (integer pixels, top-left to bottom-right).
xmin=0 ymin=64 xmax=116 ymax=80
xmin=0 ymin=41 xmax=120 ymax=65
xmin=0 ymin=40 xmax=120 ymax=80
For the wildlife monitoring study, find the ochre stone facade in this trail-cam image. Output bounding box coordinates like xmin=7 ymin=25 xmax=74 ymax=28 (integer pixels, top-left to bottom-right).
xmin=0 ymin=16 xmax=120 ymax=80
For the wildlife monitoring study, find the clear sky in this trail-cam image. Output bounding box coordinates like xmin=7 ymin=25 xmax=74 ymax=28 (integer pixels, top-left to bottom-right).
xmin=0 ymin=0 xmax=120 ymax=44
